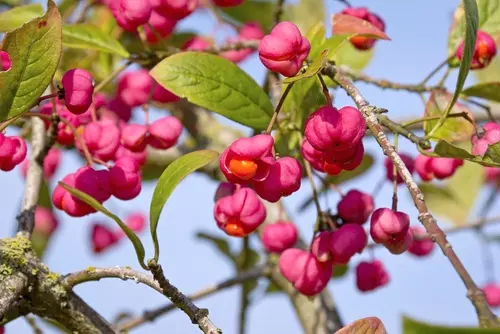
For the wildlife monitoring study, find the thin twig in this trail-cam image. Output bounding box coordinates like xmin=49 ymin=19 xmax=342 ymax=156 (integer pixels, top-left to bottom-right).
xmin=322 ymin=63 xmax=500 ymax=328
xmin=265 ymin=82 xmax=294 ymax=134
xmin=147 ymin=260 xmax=221 ymax=334
xmin=421 ymin=56 xmax=453 ymax=85
xmin=25 ymin=316 xmax=43 ymax=334
xmin=118 ymin=266 xmax=265 ymax=331
xmin=378 ymin=114 xmax=431 ymax=149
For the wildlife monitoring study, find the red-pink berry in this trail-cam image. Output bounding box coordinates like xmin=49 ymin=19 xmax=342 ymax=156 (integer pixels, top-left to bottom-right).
xmin=110 ymin=0 xmax=152 ymax=32
xmin=408 ymin=226 xmax=434 ymax=257
xmin=329 ymin=224 xmax=367 ymax=264
xmin=214 ymin=187 xmax=266 ymax=237
xmin=143 ymin=10 xmax=177 ymax=43
xmin=182 ymin=36 xmax=211 ymax=51
xmin=261 ymin=221 xmax=298 ymax=253
xmin=115 ymin=144 xmax=147 ymax=166
xmin=482 ymin=283 xmax=500 ymax=307
xmin=74 ymin=167 xmax=112 ymax=203
xmin=384 ymin=153 xmax=414 ymax=184
xmin=311 ymin=231 xmax=334 ymax=262
xmin=106 ymin=97 xmax=132 ymax=122
xmin=53 ymin=173 xmax=94 ymax=217
xmin=279 ymin=248 xmax=333 ymax=296
xmin=370 ymin=208 xmax=410 ymax=245
xmin=148 ymin=116 xmax=183 ymax=149
xmin=341 ymin=7 xmax=385 ymax=51
xmin=355 ymin=260 xmax=389 ymax=292
xmin=0 ymin=50 xmax=11 ymax=71
xmin=34 ymin=207 xmax=59 ymax=236
xmin=258 ymin=21 xmax=311 ymax=77
xmin=253 ymin=157 xmax=302 ymax=203
xmin=214 ymin=182 xmax=236 ymax=202
xmin=151 ymin=0 xmax=198 ymax=20
xmin=429 ymin=157 xmax=463 ymax=179
xmin=415 ymin=154 xmax=433 ymax=181
xmin=456 ymin=30 xmax=497 ymax=70
xmin=152 ymin=84 xmax=180 ymax=103
xmin=79 ymin=121 xmax=121 ymax=161
xmin=220 ymin=134 xmax=275 ymax=184
xmin=61 ymin=69 xmax=94 ymax=115
xmin=109 ymin=157 xmax=142 ymax=200
xmin=117 ymin=70 xmax=154 ymax=107
xmin=126 ymin=211 xmax=146 ymax=232
xmin=472 ymin=122 xmax=500 ymax=156
xmin=0 ymin=136 xmax=27 ymax=172
xmin=300 ymin=138 xmax=326 ymax=172
xmin=91 ymin=223 xmax=119 ymax=253
xmin=384 ymin=228 xmax=413 ymax=255
xmin=212 ymin=0 xmax=243 ymax=7
xmin=337 ymin=190 xmax=374 ymax=224
xmin=121 ymin=123 xmax=148 ymax=152
xmin=323 ymin=142 xmax=365 ymax=171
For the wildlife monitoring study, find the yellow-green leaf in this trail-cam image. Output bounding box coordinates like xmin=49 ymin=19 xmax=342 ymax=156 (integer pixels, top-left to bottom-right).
xmin=424 ymin=90 xmax=475 ymax=143
xmin=150 ymin=150 xmax=219 ymax=261
xmin=0 ymin=4 xmax=44 ymax=32
xmin=402 ymin=315 xmax=500 ymax=334
xmin=434 ymin=140 xmax=500 ymax=167
xmin=150 ymin=52 xmax=273 ymax=130
xmin=461 ymin=82 xmax=500 ymax=102
xmin=0 ymin=0 xmax=62 ymax=122
xmin=283 ymin=49 xmax=329 ymax=84
xmin=62 ymin=24 xmax=130 ymax=58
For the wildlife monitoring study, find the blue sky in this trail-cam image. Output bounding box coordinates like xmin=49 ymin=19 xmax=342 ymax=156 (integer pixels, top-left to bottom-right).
xmin=2 ymin=0 xmax=500 ymax=333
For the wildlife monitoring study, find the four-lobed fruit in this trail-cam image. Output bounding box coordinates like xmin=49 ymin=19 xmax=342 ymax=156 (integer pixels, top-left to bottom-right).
xmin=340 ymin=7 xmax=385 ymax=51
xmin=415 ymin=154 xmax=463 ymax=181
xmin=370 ymin=208 xmax=413 ymax=255
xmin=0 ymin=133 xmax=27 ymax=172
xmin=456 ymin=30 xmax=497 ymax=70
xmin=356 ymin=260 xmax=389 ymax=292
xmin=258 ymin=21 xmax=311 ymax=77
xmin=261 ymin=221 xmax=298 ymax=253
xmin=62 ymin=69 xmax=95 ymax=115
xmin=337 ymin=189 xmax=374 ymax=224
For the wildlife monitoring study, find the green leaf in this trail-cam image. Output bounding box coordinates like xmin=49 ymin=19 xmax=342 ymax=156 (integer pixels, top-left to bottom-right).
xmin=448 ymin=0 xmax=500 ymax=57
xmin=323 ymin=34 xmax=353 ymax=60
xmin=284 ymin=0 xmax=325 ymax=34
xmin=0 ymin=0 xmax=62 ymax=122
xmin=430 ymin=0 xmax=478 ymax=138
xmin=150 ymin=150 xmax=219 ymax=261
xmin=305 ymin=22 xmax=326 ymax=60
xmin=62 ymin=24 xmax=130 ymax=58
xmin=418 ymin=160 xmax=483 ymax=226
xmin=434 ymin=140 xmax=500 ymax=167
xmin=475 ymin=53 xmax=500 ymax=83
xmin=196 ymin=232 xmax=233 ymax=259
xmin=461 ymin=82 xmax=500 ymax=102
xmin=332 ymin=40 xmax=374 ymax=72
xmin=58 ymin=182 xmax=147 ymax=269
xmin=402 ymin=315 xmax=500 ymax=334
xmin=485 ymin=142 xmax=500 ymax=163
xmin=283 ymin=49 xmax=329 ymax=84
xmin=332 ymin=263 xmax=349 ymax=279
xmin=0 ymin=4 xmax=44 ymax=32
xmin=221 ymin=0 xmax=274 ymax=31
xmin=299 ymin=154 xmax=374 ymax=212
xmin=423 ymin=90 xmax=475 ymax=143
xmin=150 ymin=52 xmax=273 ymax=130
xmin=264 ymin=280 xmax=283 ymax=294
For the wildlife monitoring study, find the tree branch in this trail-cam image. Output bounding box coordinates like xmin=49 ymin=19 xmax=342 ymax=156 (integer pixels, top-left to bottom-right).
xmin=147 ymin=260 xmax=221 ymax=334
xmin=322 ymin=64 xmax=500 ymax=328
xmin=117 ymin=265 xmax=266 ymax=331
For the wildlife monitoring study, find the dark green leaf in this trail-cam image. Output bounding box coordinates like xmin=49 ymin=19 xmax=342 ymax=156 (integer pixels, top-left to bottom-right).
xmin=0 ymin=4 xmax=44 ymax=32
xmin=448 ymin=0 xmax=500 ymax=56
xmin=402 ymin=315 xmax=500 ymax=334
xmin=149 ymin=150 xmax=219 ymax=261
xmin=430 ymin=0 xmax=478 ymax=138
xmin=305 ymin=22 xmax=326 ymax=60
xmin=299 ymin=154 xmax=374 ymax=212
xmin=221 ymin=0 xmax=274 ymax=31
xmin=150 ymin=52 xmax=273 ymax=130
xmin=196 ymin=232 xmax=233 ymax=259
xmin=58 ymin=182 xmax=147 ymax=269
xmin=62 ymin=24 xmax=130 ymax=58
xmin=462 ymin=82 xmax=500 ymax=102
xmin=424 ymin=90 xmax=475 ymax=143
xmin=283 ymin=49 xmax=329 ymax=84
xmin=283 ymin=0 xmax=325 ymax=34
xmin=434 ymin=140 xmax=500 ymax=167
xmin=0 ymin=0 xmax=62 ymax=122
xmin=264 ymin=280 xmax=283 ymax=294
